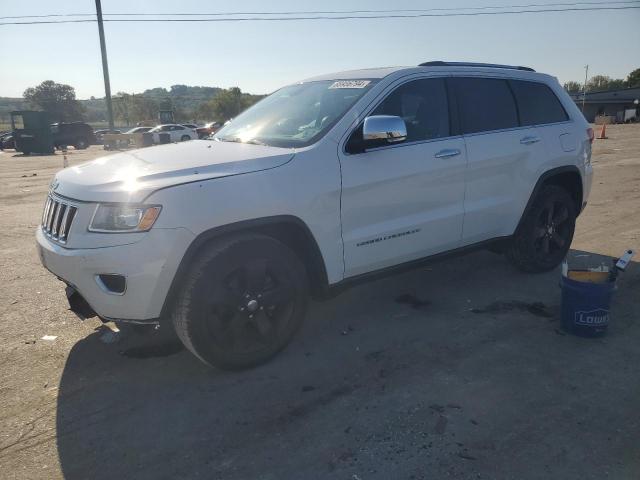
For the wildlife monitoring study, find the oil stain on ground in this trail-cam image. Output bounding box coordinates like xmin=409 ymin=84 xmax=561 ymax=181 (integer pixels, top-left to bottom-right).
xmin=471 ymin=301 xmax=554 ymax=318
xmin=395 ymin=294 xmax=431 ymax=309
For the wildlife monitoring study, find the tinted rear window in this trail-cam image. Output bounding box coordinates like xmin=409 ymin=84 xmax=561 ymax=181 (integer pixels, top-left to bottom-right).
xmin=510 ymin=80 xmax=568 ymax=126
xmin=453 ymin=77 xmax=519 ymax=134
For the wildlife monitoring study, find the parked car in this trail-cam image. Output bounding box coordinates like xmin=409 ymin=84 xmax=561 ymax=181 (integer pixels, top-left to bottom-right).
xmin=94 ymin=129 xmax=121 ymax=144
xmin=0 ymin=133 xmax=14 ymax=150
xmin=149 ymin=124 xmax=196 ymax=142
xmin=36 ymin=62 xmax=593 ymax=369
xmin=125 ymin=126 xmax=152 ymax=134
xmin=51 ymin=122 xmax=96 ymax=149
xmin=196 ymin=121 xmax=222 ymax=138
xmin=181 ymin=123 xmax=199 ymax=130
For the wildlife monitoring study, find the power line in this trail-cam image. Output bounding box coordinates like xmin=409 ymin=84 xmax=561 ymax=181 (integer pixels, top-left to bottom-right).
xmin=0 ymin=1 xmax=640 ymax=26
xmin=1 ymin=1 xmax=638 ymax=20
xmin=1 ymin=3 xmax=639 ymax=24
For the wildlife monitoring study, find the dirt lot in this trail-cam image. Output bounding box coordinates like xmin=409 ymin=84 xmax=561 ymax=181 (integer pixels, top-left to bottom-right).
xmin=0 ymin=126 xmax=639 ymax=480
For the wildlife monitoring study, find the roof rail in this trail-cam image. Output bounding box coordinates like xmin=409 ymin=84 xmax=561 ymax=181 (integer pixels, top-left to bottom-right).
xmin=418 ymin=61 xmax=535 ymax=72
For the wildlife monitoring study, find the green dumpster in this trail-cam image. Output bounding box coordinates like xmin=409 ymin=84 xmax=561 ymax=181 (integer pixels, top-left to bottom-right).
xmin=11 ymin=111 xmax=54 ymax=155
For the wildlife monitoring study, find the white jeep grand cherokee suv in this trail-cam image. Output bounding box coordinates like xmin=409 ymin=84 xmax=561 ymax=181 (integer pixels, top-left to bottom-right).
xmin=37 ymin=62 xmax=593 ymax=369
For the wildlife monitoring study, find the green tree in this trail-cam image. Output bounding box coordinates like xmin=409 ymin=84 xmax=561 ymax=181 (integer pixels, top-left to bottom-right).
xmin=23 ymin=80 xmax=84 ymax=122
xmin=563 ymin=81 xmax=582 ymax=93
xmin=113 ymin=92 xmax=132 ymax=125
xmin=606 ymin=78 xmax=626 ymax=90
xmin=210 ymin=87 xmax=244 ymax=121
xmin=626 ymin=68 xmax=640 ymax=88
xmin=132 ymin=96 xmax=156 ymax=124
xmin=113 ymin=92 xmax=158 ymax=125
xmin=587 ymin=75 xmax=613 ymax=91
xmin=196 ymin=87 xmax=264 ymax=122
xmin=194 ymin=101 xmax=216 ymax=122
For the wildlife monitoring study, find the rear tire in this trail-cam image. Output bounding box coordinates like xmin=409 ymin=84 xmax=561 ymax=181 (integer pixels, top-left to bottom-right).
xmin=180 ymin=135 xmax=191 ymax=141
xmin=507 ymin=184 xmax=576 ymax=272
xmin=171 ymin=234 xmax=308 ymax=369
xmin=74 ymin=138 xmax=89 ymax=149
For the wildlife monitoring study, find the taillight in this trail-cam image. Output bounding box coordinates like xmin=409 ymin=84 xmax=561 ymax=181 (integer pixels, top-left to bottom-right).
xmin=587 ymin=127 xmax=594 ymax=144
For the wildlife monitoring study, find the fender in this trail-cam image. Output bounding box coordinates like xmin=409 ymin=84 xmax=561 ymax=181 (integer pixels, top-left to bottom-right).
xmin=515 ymin=165 xmax=583 ymax=233
xmin=159 ymin=215 xmax=329 ymax=319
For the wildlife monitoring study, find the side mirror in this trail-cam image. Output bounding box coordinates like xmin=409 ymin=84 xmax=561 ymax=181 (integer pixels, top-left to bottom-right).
xmin=362 ymin=115 xmax=407 ymax=145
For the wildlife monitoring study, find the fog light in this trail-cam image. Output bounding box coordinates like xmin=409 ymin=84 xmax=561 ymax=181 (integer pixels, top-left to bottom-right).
xmin=96 ymin=274 xmax=126 ymax=295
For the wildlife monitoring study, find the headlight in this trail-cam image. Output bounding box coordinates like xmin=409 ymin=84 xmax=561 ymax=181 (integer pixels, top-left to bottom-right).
xmin=89 ymin=204 xmax=161 ymax=232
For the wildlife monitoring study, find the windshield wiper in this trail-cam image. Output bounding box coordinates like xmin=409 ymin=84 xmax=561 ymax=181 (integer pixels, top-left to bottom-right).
xmin=215 ymin=136 xmax=267 ymax=146
xmin=245 ymin=139 xmax=267 ymax=146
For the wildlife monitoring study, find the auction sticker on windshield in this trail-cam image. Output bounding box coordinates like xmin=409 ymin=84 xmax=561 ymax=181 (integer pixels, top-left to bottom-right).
xmin=329 ymin=80 xmax=371 ymax=89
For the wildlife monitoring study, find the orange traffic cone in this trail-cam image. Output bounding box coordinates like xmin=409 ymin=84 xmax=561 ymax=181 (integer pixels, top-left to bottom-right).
xmin=597 ymin=123 xmax=607 ymax=140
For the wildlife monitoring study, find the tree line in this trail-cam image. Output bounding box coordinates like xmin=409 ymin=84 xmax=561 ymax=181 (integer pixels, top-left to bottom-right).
xmin=20 ymin=67 xmax=640 ymax=125
xmin=563 ymin=68 xmax=640 ymax=94
xmin=21 ymin=80 xmax=265 ymax=125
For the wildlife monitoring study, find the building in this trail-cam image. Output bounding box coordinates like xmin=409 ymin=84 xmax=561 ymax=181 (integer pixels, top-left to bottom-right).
xmin=570 ymin=87 xmax=640 ymax=123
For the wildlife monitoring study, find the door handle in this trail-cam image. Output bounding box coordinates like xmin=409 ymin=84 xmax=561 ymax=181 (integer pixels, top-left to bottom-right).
xmin=434 ymin=148 xmax=461 ymax=159
xmin=520 ymin=136 xmax=541 ymax=145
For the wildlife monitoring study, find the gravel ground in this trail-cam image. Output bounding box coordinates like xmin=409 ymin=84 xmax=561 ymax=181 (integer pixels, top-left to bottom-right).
xmin=0 ymin=126 xmax=639 ymax=479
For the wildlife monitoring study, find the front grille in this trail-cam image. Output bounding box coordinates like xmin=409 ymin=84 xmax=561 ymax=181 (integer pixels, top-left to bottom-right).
xmin=41 ymin=195 xmax=78 ymax=244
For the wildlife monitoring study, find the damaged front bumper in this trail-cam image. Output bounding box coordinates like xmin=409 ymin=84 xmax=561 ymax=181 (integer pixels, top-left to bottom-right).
xmin=36 ymin=226 xmax=194 ymax=322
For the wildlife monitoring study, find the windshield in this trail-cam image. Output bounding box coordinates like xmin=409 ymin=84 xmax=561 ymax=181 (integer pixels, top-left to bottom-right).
xmin=149 ymin=126 xmax=162 ymax=133
xmin=213 ymin=79 xmax=377 ymax=148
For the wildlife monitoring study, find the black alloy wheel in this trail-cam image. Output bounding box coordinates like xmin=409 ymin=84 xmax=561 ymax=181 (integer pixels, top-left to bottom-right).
xmin=532 ymin=198 xmax=572 ymax=260
xmin=507 ymin=184 xmax=576 ymax=272
xmin=172 ymin=234 xmax=308 ymax=369
xmin=203 ymin=258 xmax=296 ymax=356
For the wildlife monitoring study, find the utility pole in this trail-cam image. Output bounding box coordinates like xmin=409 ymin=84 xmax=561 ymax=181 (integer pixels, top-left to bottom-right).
xmin=95 ymin=0 xmax=114 ymax=130
xmin=582 ymin=64 xmax=589 ymax=113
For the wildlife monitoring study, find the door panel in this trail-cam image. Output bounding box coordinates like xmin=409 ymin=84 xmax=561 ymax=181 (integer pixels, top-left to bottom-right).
xmin=339 ymin=77 xmax=467 ymax=277
xmin=461 ymin=128 xmax=546 ymax=243
xmin=339 ymin=139 xmax=467 ymax=277
xmin=450 ymin=76 xmax=548 ymax=243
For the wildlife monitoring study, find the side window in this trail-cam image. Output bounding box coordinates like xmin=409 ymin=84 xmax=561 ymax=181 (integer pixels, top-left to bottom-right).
xmin=174 ymin=125 xmax=184 ymax=131
xmin=453 ymin=77 xmax=519 ymax=134
xmin=510 ymin=80 xmax=569 ymax=126
xmin=371 ymin=78 xmax=450 ymax=143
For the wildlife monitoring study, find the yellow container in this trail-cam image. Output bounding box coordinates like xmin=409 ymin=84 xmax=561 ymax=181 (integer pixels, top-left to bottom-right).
xmin=567 ymin=270 xmax=610 ymax=284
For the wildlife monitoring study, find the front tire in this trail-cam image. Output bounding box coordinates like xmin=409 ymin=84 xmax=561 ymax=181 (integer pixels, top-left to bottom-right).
xmin=180 ymin=135 xmax=191 ymax=142
xmin=74 ymin=138 xmax=89 ymax=149
xmin=172 ymin=234 xmax=308 ymax=369
xmin=507 ymin=184 xmax=576 ymax=272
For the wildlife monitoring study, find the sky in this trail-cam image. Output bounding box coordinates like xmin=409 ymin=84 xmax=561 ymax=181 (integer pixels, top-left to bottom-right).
xmin=0 ymin=0 xmax=639 ymax=99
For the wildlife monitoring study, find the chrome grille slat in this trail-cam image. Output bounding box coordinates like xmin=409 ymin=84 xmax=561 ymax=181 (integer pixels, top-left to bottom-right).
xmin=44 ymin=198 xmax=55 ymax=230
xmin=58 ymin=206 xmax=70 ymax=239
xmin=41 ymin=195 xmax=78 ymax=244
xmin=52 ymin=204 xmax=65 ymax=237
xmin=47 ymin=202 xmax=58 ymax=232
xmin=42 ymin=197 xmax=51 ymax=226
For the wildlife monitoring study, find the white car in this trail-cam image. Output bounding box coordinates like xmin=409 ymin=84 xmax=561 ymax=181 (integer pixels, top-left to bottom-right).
xmin=149 ymin=124 xmax=196 ymax=143
xmin=37 ymin=62 xmax=593 ymax=369
xmin=124 ymin=126 xmax=152 ymax=134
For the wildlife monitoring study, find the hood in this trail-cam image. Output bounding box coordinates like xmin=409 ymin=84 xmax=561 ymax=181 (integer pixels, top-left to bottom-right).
xmin=53 ymin=140 xmax=295 ymax=203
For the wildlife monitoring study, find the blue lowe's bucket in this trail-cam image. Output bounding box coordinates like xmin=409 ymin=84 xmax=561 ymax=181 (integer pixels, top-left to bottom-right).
xmin=560 ymin=271 xmax=615 ymax=337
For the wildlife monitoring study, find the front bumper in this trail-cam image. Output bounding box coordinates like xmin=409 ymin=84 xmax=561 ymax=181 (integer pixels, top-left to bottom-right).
xmin=36 ymin=227 xmax=195 ymax=321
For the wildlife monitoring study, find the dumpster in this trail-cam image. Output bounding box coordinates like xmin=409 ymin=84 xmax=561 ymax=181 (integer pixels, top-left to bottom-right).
xmin=11 ymin=111 xmax=54 ymax=155
xmin=142 ymin=132 xmax=154 ymax=147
